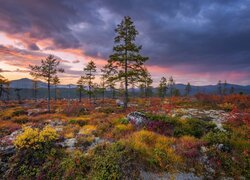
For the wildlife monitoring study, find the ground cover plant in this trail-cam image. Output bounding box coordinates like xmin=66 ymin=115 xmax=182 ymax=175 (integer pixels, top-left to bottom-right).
xmin=0 ymin=94 xmax=249 ymax=179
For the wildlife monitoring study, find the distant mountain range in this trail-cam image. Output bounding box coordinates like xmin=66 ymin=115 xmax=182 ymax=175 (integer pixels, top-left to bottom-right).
xmin=10 ymin=78 xmax=77 ymax=89
xmin=9 ymin=78 xmax=250 ymax=95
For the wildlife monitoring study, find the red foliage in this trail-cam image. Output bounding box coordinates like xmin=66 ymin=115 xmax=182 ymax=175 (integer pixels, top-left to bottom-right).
xmin=223 ymin=94 xmax=250 ymax=109
xmin=227 ymin=107 xmax=250 ymax=128
xmin=146 ymin=120 xmax=174 ymax=136
xmin=175 ymin=136 xmax=205 ymax=159
xmin=195 ymin=93 xmax=222 ymax=105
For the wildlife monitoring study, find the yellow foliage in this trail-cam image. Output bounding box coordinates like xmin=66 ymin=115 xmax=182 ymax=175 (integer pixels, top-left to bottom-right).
xmin=114 ymin=124 xmax=133 ymax=132
xmin=39 ymin=126 xmax=58 ymax=141
xmin=64 ymin=132 xmax=75 ymax=138
xmin=62 ymin=124 xmax=80 ymax=138
xmin=111 ymin=124 xmax=134 ymax=139
xmin=125 ymin=130 xmax=183 ymax=170
xmin=14 ymin=126 xmax=58 ymax=150
xmin=219 ymin=102 xmax=235 ymax=111
xmin=79 ymin=125 xmax=97 ymax=135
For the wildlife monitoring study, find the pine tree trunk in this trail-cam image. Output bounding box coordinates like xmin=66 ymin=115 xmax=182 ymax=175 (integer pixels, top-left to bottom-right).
xmin=124 ymin=29 xmax=128 ymax=109
xmin=48 ymin=80 xmax=51 ymax=113
xmin=89 ymin=70 xmax=92 ymax=103
xmin=102 ymin=90 xmax=105 ymax=103
xmin=55 ymin=85 xmax=57 ymax=101
xmin=79 ymin=90 xmax=82 ymax=102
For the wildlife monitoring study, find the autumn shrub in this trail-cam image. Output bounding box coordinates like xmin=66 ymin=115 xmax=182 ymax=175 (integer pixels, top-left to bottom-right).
xmin=176 ymin=136 xmax=204 ymax=158
xmin=226 ymin=107 xmax=250 ymax=128
xmin=68 ymin=118 xmax=88 ymax=126
xmin=76 ymin=134 xmax=95 ymax=149
xmin=79 ymin=125 xmax=97 ymax=136
xmin=12 ymin=108 xmax=27 ymax=117
xmin=202 ymin=122 xmax=250 ymax=178
xmin=175 ymin=136 xmax=205 ymax=172
xmin=124 ymin=130 xmax=183 ymax=171
xmin=63 ymin=103 xmax=89 ymax=116
xmin=95 ymin=118 xmax=115 ymax=137
xmin=203 ymin=131 xmax=231 ymax=147
xmin=7 ymin=126 xmax=60 ymax=179
xmin=14 ymin=126 xmax=58 ymax=150
xmin=116 ymin=117 xmax=129 ymax=124
xmin=174 ymin=118 xmax=216 ymax=138
xmin=205 ymin=146 xmax=249 ymax=178
xmin=89 ymin=142 xmax=139 ymax=179
xmin=111 ymin=124 xmax=134 ymax=139
xmin=223 ymin=94 xmax=250 ymax=110
xmin=0 ymin=120 xmax=20 ymax=138
xmin=56 ymin=150 xmax=90 ymax=179
xmin=0 ymin=107 xmax=27 ymax=120
xmin=12 ymin=115 xmax=29 ymax=124
xmin=195 ymin=93 xmax=222 ymax=108
xmin=98 ymin=106 xmax=116 ymax=114
xmin=218 ymin=102 xmax=236 ymax=111
xmin=62 ymin=124 xmax=81 ymax=138
xmin=146 ymin=120 xmax=175 ymax=136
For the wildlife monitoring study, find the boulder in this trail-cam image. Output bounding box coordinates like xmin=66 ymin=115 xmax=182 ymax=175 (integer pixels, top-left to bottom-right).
xmin=180 ymin=115 xmax=192 ymax=120
xmin=28 ymin=108 xmax=48 ymax=116
xmin=127 ymin=112 xmax=149 ymax=126
xmin=116 ymin=99 xmax=124 ymax=107
xmin=58 ymin=138 xmax=77 ymax=150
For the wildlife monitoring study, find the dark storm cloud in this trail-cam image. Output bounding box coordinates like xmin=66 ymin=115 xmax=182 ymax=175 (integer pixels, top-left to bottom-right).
xmin=0 ymin=0 xmax=250 ymax=76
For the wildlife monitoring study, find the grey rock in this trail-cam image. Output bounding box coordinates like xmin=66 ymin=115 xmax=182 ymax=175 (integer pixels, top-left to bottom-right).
xmin=116 ymin=99 xmax=124 ymax=107
xmin=140 ymin=171 xmax=202 ymax=180
xmin=127 ymin=112 xmax=148 ymax=126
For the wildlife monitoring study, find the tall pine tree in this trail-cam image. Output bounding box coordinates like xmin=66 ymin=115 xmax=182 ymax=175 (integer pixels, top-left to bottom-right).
xmin=108 ymin=16 xmax=148 ymax=108
xmin=82 ymin=60 xmax=96 ymax=102
xmin=29 ymin=55 xmax=64 ymax=112
xmin=158 ymin=77 xmax=167 ymax=98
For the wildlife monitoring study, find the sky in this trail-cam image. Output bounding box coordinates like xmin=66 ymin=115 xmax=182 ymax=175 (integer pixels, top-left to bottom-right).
xmin=0 ymin=0 xmax=249 ymax=86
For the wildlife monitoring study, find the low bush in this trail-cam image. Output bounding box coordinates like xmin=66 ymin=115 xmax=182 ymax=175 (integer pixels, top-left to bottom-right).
xmin=116 ymin=117 xmax=129 ymax=125
xmin=14 ymin=126 xmax=59 ymax=150
xmin=7 ymin=126 xmax=60 ymax=179
xmin=125 ymin=130 xmax=183 ymax=171
xmin=0 ymin=107 xmax=27 ymax=120
xmin=63 ymin=103 xmax=89 ymax=116
xmin=79 ymin=125 xmax=97 ymax=136
xmin=12 ymin=115 xmax=29 ymax=124
xmin=174 ymin=119 xmax=216 ymax=138
xmin=89 ymin=142 xmax=139 ymax=179
xmin=112 ymin=124 xmax=134 ymax=139
xmin=68 ymin=118 xmax=88 ymax=126
xmin=57 ymin=150 xmax=90 ymax=179
xmin=219 ymin=102 xmax=235 ymax=111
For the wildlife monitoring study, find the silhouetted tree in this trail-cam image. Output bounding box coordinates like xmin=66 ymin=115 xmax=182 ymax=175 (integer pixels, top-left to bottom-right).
xmin=185 ymin=82 xmax=191 ymax=96
xmin=32 ymin=78 xmax=39 ymax=101
xmin=158 ymin=77 xmax=167 ymax=98
xmin=108 ymin=16 xmax=148 ymax=109
xmin=29 ymin=55 xmax=64 ymax=112
xmin=0 ymin=73 xmax=9 ymax=100
xmin=217 ymin=80 xmax=222 ymax=95
xmin=230 ymin=86 xmax=235 ymax=94
xmin=77 ymin=77 xmax=86 ymax=102
xmin=14 ymin=88 xmax=22 ymax=104
xmin=173 ymin=88 xmax=180 ymax=96
xmin=52 ymin=75 xmax=60 ymax=101
xmin=223 ymin=80 xmax=227 ymax=95
xmin=101 ymin=63 xmax=117 ymax=99
xmin=82 ymin=60 xmax=96 ymax=102
xmin=139 ymin=68 xmax=153 ymax=98
xmin=168 ymin=76 xmax=175 ymax=97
